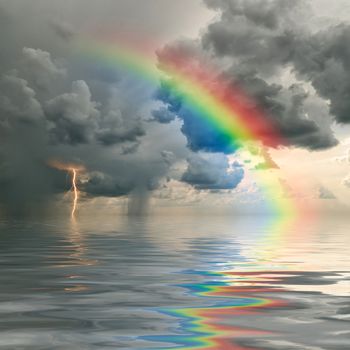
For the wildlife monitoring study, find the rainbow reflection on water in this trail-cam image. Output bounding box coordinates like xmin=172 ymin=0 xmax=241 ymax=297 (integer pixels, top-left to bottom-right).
xmin=142 ymin=212 xmax=315 ymax=350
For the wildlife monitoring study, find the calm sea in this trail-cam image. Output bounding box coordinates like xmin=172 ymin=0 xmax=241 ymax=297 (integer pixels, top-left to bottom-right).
xmin=0 ymin=215 xmax=349 ymax=349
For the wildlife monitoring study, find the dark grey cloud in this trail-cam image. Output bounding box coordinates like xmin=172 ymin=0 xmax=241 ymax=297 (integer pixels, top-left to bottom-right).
xmin=181 ymin=153 xmax=244 ymax=190
xmin=82 ymin=171 xmax=133 ymax=197
xmin=151 ymin=107 xmax=176 ymax=124
xmin=45 ymin=80 xmax=100 ymax=145
xmin=0 ymin=72 xmax=44 ymax=125
xmin=155 ymin=0 xmax=346 ymax=151
xmin=161 ymin=150 xmax=176 ymax=166
xmin=96 ymin=109 xmax=145 ymax=146
xmin=0 ymin=42 xmax=161 ymax=215
xmin=229 ymin=73 xmax=338 ymax=150
xmin=1 ymin=63 xmax=146 ymax=148
xmin=293 ymin=24 xmax=350 ymax=124
xmin=202 ymin=0 xmax=307 ymax=66
xmin=20 ymin=47 xmax=66 ymax=90
xmin=0 ymin=117 xmax=51 ymax=217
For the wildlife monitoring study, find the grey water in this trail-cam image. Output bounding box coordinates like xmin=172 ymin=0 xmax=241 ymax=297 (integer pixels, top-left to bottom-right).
xmin=0 ymin=215 xmax=349 ymax=349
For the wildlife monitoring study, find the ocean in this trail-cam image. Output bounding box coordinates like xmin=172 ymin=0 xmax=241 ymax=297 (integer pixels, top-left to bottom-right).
xmin=0 ymin=214 xmax=349 ymax=349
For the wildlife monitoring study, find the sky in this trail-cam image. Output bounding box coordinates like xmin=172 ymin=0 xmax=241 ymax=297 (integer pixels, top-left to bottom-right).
xmin=1 ymin=0 xmax=350 ymax=217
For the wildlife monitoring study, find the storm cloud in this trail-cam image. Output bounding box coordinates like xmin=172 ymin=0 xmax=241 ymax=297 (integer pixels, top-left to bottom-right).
xmin=0 ymin=41 xmax=162 ymax=215
xmin=155 ymin=0 xmax=348 ymax=152
xmin=1 ymin=0 xmax=350 ymax=215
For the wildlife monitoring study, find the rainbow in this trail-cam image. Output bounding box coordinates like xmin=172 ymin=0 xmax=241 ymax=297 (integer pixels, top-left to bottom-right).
xmin=78 ymin=36 xmax=283 ymax=147
xmin=76 ymin=35 xmax=298 ymax=217
xmin=75 ymin=35 xmax=310 ymax=348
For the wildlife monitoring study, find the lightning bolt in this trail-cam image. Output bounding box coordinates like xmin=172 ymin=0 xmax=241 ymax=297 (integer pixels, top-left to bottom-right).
xmin=47 ymin=160 xmax=85 ymax=218
xmin=70 ymin=168 xmax=79 ymax=218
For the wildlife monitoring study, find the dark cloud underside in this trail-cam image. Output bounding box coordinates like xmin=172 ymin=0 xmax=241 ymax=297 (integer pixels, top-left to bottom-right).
xmin=155 ymin=0 xmax=350 ymax=152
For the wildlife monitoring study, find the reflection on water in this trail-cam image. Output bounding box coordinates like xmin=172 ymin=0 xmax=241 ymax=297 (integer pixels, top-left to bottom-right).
xmin=0 ymin=215 xmax=349 ymax=349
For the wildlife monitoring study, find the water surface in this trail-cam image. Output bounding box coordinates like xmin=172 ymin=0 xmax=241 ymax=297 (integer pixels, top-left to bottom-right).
xmin=0 ymin=215 xmax=349 ymax=349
